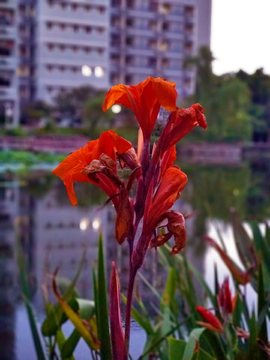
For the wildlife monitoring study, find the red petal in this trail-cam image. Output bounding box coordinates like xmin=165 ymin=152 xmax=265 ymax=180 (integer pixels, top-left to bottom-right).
xmin=196 ymin=306 xmax=223 ymax=332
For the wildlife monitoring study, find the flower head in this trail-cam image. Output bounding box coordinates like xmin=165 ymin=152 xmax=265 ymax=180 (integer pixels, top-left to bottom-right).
xmin=103 ymin=77 xmax=177 ymax=139
xmin=218 ymin=277 xmax=237 ymax=319
xmin=196 ymin=306 xmax=223 ymax=333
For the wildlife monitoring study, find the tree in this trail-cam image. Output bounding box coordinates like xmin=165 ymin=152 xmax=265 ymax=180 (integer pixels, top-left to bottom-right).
xmin=20 ymin=100 xmax=52 ymax=125
xmin=185 ymin=47 xmax=252 ymax=142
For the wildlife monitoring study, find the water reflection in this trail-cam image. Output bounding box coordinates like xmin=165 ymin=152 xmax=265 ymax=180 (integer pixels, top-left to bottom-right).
xmin=0 ymin=158 xmax=269 ymax=359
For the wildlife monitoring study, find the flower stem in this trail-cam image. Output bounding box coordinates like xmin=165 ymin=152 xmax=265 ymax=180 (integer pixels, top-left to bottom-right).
xmin=124 ymin=265 xmax=137 ymax=360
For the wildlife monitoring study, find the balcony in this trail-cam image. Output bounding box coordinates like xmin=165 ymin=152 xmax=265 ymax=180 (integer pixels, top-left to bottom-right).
xmin=0 ymin=86 xmax=17 ymax=99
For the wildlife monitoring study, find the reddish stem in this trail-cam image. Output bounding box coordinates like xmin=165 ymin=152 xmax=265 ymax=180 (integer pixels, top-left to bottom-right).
xmin=124 ymin=265 xmax=138 ymax=360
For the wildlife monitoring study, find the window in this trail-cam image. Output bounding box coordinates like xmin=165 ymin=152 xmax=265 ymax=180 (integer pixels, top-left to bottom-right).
xmin=161 ymin=58 xmax=169 ymax=68
xmin=149 ymin=20 xmax=157 ymax=30
xmin=72 ymin=67 xmax=78 ymax=73
xmin=126 ymin=0 xmax=134 ymax=8
xmin=85 ymin=26 xmax=92 ymax=33
xmin=162 ymin=22 xmax=169 ymax=31
xmin=125 ymin=74 xmax=133 ymax=84
xmin=47 ymin=43 xmax=54 ymax=51
xmin=111 ymin=34 xmax=121 ymax=46
xmin=112 ymin=0 xmax=121 ymax=7
xmin=72 ymin=4 xmax=78 ymax=11
xmin=59 ymin=44 xmax=65 ymax=51
xmin=126 ymin=18 xmax=133 ymax=27
xmin=73 ymin=25 xmax=79 ymax=32
xmin=149 ymin=39 xmax=157 ymax=49
xmin=149 ymin=2 xmax=158 ymax=12
xmin=126 ymin=55 xmax=133 ymax=65
xmin=97 ymin=27 xmax=105 ymax=33
xmin=148 ymin=57 xmax=156 ymax=67
xmin=85 ymin=5 xmax=91 ymax=11
xmin=98 ymin=6 xmax=105 ymax=13
xmin=46 ymin=65 xmax=53 ymax=71
xmin=72 ymin=46 xmax=78 ymax=52
xmin=84 ymin=47 xmax=91 ymax=53
xmin=160 ymin=3 xmax=171 ymax=14
xmin=60 ymin=23 xmax=66 ymax=30
xmin=126 ymin=36 xmax=133 ymax=46
xmin=97 ymin=48 xmax=104 ymax=55
xmin=47 ymin=22 xmax=53 ymax=29
xmin=60 ymin=66 xmax=65 ymax=72
xmin=160 ymin=40 xmax=168 ymax=51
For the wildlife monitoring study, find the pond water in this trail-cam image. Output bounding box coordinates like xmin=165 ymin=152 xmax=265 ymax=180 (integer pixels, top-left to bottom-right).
xmin=1 ymin=155 xmax=270 ymax=359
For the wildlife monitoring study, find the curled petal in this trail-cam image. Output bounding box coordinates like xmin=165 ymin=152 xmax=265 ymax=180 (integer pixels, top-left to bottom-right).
xmin=155 ymin=104 xmax=207 ymax=160
xmin=144 ymin=167 xmax=187 ymax=232
xmin=115 ymin=188 xmax=134 ymax=244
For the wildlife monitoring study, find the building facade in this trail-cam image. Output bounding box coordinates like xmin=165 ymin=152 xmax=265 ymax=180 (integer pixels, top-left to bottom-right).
xmin=0 ymin=0 xmax=211 ymax=126
xmin=0 ymin=0 xmax=20 ymax=127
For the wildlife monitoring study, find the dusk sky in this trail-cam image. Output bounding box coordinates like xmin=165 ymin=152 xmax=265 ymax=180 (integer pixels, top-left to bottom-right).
xmin=211 ymin=0 xmax=270 ymax=75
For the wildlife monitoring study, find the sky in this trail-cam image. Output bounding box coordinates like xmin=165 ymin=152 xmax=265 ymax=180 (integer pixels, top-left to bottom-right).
xmin=211 ymin=0 xmax=270 ymax=75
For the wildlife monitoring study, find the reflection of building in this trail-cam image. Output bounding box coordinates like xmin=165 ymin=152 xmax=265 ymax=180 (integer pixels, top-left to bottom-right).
xmin=0 ymin=179 xmax=20 ymax=360
xmin=0 ymin=0 xmax=19 ymax=127
xmin=32 ymin=187 xmax=109 ymax=312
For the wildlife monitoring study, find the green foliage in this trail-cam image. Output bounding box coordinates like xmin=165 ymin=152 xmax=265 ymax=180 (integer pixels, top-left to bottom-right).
xmin=185 ymin=46 xmax=253 ymax=142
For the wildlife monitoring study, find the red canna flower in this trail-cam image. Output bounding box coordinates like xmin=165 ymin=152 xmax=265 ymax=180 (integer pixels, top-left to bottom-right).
xmin=218 ymin=277 xmax=237 ymax=319
xmin=102 ymin=77 xmax=177 ymax=139
xmin=196 ymin=306 xmax=223 ymax=333
xmin=53 ymin=130 xmax=132 ymax=206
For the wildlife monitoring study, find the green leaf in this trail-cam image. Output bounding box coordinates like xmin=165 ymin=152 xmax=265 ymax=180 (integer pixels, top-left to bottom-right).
xmin=55 ymin=276 xmax=80 ymax=298
xmin=257 ymin=262 xmax=268 ymax=344
xmin=183 ymin=328 xmax=205 ymax=360
xmin=52 ymin=274 xmax=100 ymax=350
xmin=97 ymin=235 xmax=112 ymax=359
xmin=61 ymin=329 xmax=80 ymax=359
xmin=201 ymin=330 xmax=227 ymax=360
xmin=42 ymin=250 xmax=86 ymax=336
xmin=122 ymin=295 xmax=154 ymax=335
xmin=168 ymin=337 xmax=186 ymax=360
xmin=197 ymin=348 xmax=215 ymax=360
xmin=161 ymin=267 xmax=177 ymax=309
xmin=251 ymin=222 xmax=270 ymax=288
xmin=56 ymin=330 xmax=76 ymax=360
xmin=230 ymin=208 xmax=254 ymax=267
xmin=16 ymin=234 xmax=46 ymax=360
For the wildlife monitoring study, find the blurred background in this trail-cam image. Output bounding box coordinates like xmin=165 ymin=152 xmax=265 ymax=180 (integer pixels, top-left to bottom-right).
xmin=0 ymin=0 xmax=270 ymax=359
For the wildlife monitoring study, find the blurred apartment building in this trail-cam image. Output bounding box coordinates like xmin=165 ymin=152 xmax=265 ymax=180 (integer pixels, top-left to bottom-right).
xmin=0 ymin=0 xmax=211 ymax=126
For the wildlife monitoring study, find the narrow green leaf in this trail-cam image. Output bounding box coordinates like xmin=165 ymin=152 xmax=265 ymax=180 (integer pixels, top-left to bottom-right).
xmin=16 ymin=234 xmax=46 ymax=360
xmin=168 ymin=337 xmax=186 ymax=360
xmin=56 ymin=330 xmax=76 ymax=360
xmin=161 ymin=267 xmax=176 ymax=311
xmin=122 ymin=295 xmax=154 ymax=335
xmin=201 ymin=330 xmax=227 ymax=360
xmin=230 ymin=208 xmax=253 ymax=267
xmin=183 ymin=328 xmax=205 ymax=360
xmin=257 ymin=262 xmax=268 ymax=344
xmin=97 ymin=235 xmax=112 ymax=359
xmin=42 ymin=250 xmax=86 ymax=336
xmin=197 ymin=348 xmax=215 ymax=360
xmin=61 ymin=329 xmax=81 ymax=359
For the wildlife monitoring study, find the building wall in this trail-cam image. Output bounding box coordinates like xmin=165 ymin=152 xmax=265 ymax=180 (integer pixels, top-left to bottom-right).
xmin=0 ymin=0 xmax=19 ymax=127
xmin=34 ymin=0 xmax=110 ymax=103
xmin=109 ymin=0 xmax=199 ymax=97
